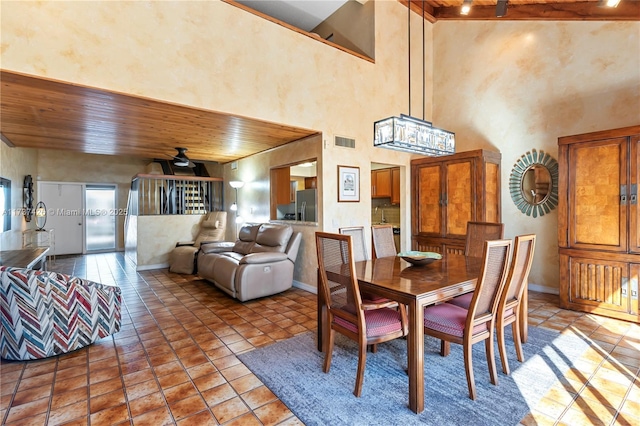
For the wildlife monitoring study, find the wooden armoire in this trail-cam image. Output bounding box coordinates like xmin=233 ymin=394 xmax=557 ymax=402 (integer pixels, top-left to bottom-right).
xmin=411 ymin=149 xmax=502 ymax=254
xmin=558 ymin=125 xmax=639 ymax=323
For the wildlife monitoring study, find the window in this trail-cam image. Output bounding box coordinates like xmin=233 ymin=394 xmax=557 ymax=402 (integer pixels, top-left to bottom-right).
xmin=0 ymin=177 xmax=11 ymax=232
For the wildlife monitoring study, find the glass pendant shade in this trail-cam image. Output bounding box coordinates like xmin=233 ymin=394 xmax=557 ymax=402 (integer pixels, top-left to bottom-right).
xmin=374 ymin=114 xmax=455 ymax=156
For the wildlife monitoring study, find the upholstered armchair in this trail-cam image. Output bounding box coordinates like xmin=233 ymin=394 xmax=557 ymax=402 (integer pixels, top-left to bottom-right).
xmin=0 ymin=266 xmax=122 ymax=361
xmin=169 ymin=211 xmax=227 ymax=274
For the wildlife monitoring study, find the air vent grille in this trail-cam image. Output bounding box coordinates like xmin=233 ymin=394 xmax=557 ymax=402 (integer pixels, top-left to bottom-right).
xmin=335 ymin=135 xmax=355 ymax=149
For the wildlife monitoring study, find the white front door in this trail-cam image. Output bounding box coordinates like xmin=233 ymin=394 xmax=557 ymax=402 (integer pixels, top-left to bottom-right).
xmin=39 ymin=183 xmax=84 ymax=255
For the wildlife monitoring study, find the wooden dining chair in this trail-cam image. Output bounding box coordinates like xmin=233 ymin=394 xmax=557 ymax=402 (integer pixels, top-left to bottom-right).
xmin=449 ymin=234 xmax=536 ymax=375
xmin=496 ymin=234 xmax=536 ymax=375
xmin=371 ymin=224 xmax=397 ymax=258
xmin=315 ymin=232 xmax=408 ymax=397
xmin=464 ymin=221 xmax=504 ymax=258
xmin=423 ymin=239 xmax=512 ymax=400
xmin=339 ymin=226 xmax=368 ymax=262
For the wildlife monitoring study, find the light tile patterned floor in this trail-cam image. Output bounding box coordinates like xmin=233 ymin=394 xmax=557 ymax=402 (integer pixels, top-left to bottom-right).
xmin=0 ymin=253 xmax=638 ymax=425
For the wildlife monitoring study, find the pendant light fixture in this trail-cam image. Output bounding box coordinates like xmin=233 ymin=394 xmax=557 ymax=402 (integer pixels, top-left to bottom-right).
xmin=373 ymin=0 xmax=455 ymax=157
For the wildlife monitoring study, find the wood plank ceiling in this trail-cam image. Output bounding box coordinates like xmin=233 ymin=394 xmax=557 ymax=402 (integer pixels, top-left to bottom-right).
xmin=0 ymin=70 xmax=319 ymax=164
xmin=415 ymin=1 xmax=639 ymax=21
xmin=1 ymin=1 xmax=637 ymax=165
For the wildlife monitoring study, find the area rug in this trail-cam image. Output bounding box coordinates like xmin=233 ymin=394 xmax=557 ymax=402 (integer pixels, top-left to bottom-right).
xmin=238 ymin=327 xmax=589 ymax=425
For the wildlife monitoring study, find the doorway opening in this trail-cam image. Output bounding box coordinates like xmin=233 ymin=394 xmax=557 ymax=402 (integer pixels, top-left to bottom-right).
xmin=371 ymin=162 xmax=402 ymax=251
xmin=85 ymin=185 xmax=116 ymax=252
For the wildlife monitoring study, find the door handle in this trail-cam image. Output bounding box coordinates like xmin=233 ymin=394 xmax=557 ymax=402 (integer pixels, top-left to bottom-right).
xmin=631 ymin=184 xmax=637 ymax=205
xmin=621 ymin=185 xmax=627 ymax=205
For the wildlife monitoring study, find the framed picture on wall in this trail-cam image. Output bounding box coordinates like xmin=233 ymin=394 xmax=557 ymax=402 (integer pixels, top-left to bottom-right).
xmin=338 ymin=165 xmax=359 ymax=202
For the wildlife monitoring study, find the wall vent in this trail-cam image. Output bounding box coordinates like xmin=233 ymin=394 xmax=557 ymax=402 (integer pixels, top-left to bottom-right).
xmin=335 ymin=135 xmax=355 ymax=148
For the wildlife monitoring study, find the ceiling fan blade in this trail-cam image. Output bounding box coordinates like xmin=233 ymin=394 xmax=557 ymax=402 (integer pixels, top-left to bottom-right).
xmin=170 ymin=147 xmax=196 ymax=167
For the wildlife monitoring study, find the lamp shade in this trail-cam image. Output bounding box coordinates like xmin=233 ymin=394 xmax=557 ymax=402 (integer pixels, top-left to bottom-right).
xmin=229 ymin=181 xmax=245 ymax=189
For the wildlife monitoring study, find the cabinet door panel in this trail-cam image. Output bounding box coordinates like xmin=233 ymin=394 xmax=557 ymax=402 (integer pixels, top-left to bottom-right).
xmin=391 ymin=167 xmax=400 ymax=205
xmin=630 ymin=136 xmax=639 ymax=253
xmin=416 ymin=165 xmax=441 ymax=235
xmin=445 ymin=160 xmax=472 ymax=237
xmin=569 ymin=138 xmax=627 ymax=251
xmin=631 ymin=264 xmax=639 ymax=315
xmin=568 ymin=256 xmax=629 ymax=313
xmin=372 ymin=169 xmax=391 ymax=198
xmin=485 ymin=162 xmax=500 ymax=223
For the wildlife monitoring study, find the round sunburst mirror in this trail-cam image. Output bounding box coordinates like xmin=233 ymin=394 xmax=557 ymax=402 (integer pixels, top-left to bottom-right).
xmin=509 ymin=149 xmax=559 ymax=218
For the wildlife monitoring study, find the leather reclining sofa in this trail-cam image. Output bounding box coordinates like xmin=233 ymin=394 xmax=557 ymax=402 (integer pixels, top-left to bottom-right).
xmin=197 ymin=223 xmax=302 ymax=302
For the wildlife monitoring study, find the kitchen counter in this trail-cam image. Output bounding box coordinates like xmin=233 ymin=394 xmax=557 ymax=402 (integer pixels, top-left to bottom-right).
xmin=270 ymin=219 xmax=318 ymax=227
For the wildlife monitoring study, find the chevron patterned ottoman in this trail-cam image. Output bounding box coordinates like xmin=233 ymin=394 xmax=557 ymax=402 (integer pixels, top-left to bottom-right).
xmin=0 ymin=266 xmax=122 ymax=361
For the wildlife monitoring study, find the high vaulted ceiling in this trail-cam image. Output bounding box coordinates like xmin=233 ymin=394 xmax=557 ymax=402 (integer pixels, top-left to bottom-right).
xmin=1 ymin=1 xmax=637 ymax=166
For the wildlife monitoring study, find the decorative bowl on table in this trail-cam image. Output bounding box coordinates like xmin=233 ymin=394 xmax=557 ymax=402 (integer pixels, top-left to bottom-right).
xmin=397 ymin=251 xmax=442 ymax=266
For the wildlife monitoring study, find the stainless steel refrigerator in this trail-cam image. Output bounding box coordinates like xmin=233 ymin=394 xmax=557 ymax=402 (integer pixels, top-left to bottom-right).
xmin=295 ymin=189 xmax=316 ymax=222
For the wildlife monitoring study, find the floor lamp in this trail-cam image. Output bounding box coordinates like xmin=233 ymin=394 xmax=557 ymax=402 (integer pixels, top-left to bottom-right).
xmin=229 ymin=181 xmax=245 ymax=237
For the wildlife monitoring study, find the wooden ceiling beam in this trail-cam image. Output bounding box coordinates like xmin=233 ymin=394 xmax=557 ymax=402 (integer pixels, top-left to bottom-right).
xmin=432 ymin=2 xmax=640 ymax=21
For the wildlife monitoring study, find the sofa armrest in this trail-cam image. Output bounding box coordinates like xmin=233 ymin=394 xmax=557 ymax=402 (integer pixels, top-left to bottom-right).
xmin=239 ymin=252 xmax=288 ymax=264
xmin=200 ymin=241 xmax=235 ymax=254
xmin=176 ymin=241 xmax=196 ymax=247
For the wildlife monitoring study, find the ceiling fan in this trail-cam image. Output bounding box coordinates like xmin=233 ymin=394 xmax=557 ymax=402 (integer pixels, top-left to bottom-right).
xmin=168 ymin=147 xmax=195 ymax=168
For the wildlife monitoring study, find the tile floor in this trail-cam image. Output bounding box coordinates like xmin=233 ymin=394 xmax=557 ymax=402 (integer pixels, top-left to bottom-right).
xmin=0 ymin=252 xmax=638 ymax=426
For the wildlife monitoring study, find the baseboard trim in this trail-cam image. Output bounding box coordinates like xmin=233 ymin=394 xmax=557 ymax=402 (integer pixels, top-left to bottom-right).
xmin=136 ymin=262 xmax=169 ymax=271
xmin=293 ymin=280 xmax=317 ymax=294
xmin=529 ymin=283 xmax=559 ymax=295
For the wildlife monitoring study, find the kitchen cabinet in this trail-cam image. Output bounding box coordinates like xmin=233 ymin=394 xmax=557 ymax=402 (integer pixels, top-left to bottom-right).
xmin=270 ymin=167 xmax=292 ymax=219
xmin=305 ymin=177 xmax=317 ymax=189
xmin=411 ymin=149 xmax=501 ymax=254
xmin=273 ymin=167 xmax=291 ymax=205
xmin=558 ymin=125 xmax=639 ymax=323
xmin=391 ymin=167 xmax=400 ymax=205
xmin=372 ymin=169 xmax=391 ymax=198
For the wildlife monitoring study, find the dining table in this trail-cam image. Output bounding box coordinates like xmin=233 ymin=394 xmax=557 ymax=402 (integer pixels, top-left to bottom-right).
xmin=317 ymin=252 xmax=508 ymax=414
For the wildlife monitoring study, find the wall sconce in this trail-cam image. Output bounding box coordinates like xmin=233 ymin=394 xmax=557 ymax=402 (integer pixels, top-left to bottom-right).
xmin=23 ymin=175 xmax=34 ymax=222
xmin=35 ymin=201 xmax=47 ymax=231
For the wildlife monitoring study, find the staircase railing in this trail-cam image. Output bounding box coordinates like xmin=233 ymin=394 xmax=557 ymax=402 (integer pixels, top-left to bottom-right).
xmin=129 ymin=174 xmax=224 ymax=216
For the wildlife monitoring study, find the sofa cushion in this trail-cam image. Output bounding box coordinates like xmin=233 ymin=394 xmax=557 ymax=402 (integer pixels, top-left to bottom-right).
xmin=233 ymin=224 xmax=261 ymax=255
xmin=253 ymin=224 xmax=293 ymax=253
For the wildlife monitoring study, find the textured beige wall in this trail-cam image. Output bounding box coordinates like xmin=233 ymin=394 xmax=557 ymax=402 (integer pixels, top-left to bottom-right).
xmin=433 ymin=21 xmax=640 ymax=291
xmin=135 ymin=215 xmax=204 ymax=268
xmin=0 ymin=145 xmax=38 ymax=250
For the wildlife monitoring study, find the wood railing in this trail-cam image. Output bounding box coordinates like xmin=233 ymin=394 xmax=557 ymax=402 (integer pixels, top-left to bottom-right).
xmin=128 ymin=174 xmax=224 ymax=216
